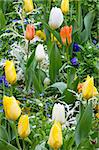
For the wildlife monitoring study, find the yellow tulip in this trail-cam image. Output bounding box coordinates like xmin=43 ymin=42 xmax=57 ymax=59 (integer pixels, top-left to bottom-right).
xmin=82 ymin=76 xmax=98 ymax=100
xmin=48 ymin=121 xmax=62 ymax=150
xmin=61 ymin=0 xmax=69 ymax=14
xmin=18 ymin=115 xmax=30 ymax=138
xmin=35 ymin=30 xmax=46 ymax=41
xmin=4 ymin=60 xmax=17 ymax=85
xmin=96 ymin=113 xmax=99 ymax=119
xmin=23 ymin=0 xmax=34 ymax=13
xmin=3 ymin=96 xmax=21 ymax=121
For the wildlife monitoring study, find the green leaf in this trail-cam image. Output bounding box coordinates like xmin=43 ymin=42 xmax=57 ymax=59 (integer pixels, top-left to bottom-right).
xmin=80 ymin=10 xmax=95 ymax=42
xmin=0 ymin=126 xmax=8 ymax=141
xmin=50 ymin=82 xmax=67 ymax=94
xmin=0 ymin=139 xmax=18 ymax=150
xmin=49 ymin=43 xmax=62 ymax=82
xmin=0 ymin=9 xmax=6 ymax=30
xmin=35 ymin=142 xmax=47 ymax=150
xmin=75 ymin=102 xmax=93 ymax=146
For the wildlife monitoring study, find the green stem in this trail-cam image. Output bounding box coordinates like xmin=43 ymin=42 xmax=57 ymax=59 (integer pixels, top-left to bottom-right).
xmin=27 ymin=40 xmax=30 ymax=59
xmin=77 ymin=0 xmax=81 ymax=30
xmin=23 ymin=140 xmax=25 ymax=150
xmin=10 ymin=86 xmax=13 ymax=96
xmin=8 ymin=121 xmax=11 ymax=143
xmin=66 ymin=46 xmax=69 ymax=64
xmin=13 ymin=122 xmax=22 ymax=150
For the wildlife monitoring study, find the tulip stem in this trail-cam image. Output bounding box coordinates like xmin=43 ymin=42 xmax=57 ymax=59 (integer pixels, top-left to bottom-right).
xmin=10 ymin=86 xmax=13 ymax=96
xmin=66 ymin=46 xmax=69 ymax=64
xmin=23 ymin=140 xmax=25 ymax=150
xmin=27 ymin=40 xmax=30 ymax=59
xmin=13 ymin=122 xmax=22 ymax=150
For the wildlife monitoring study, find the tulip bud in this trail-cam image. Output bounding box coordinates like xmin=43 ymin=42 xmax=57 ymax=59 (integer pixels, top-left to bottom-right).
xmin=35 ymin=44 xmax=46 ymax=62
xmin=48 ymin=121 xmax=63 ymax=150
xmin=82 ymin=76 xmax=98 ymax=100
xmin=18 ymin=115 xmax=30 ymax=138
xmin=23 ymin=0 xmax=34 ymax=13
xmin=3 ymin=96 xmax=21 ymax=121
xmin=60 ymin=25 xmax=72 ymax=45
xmin=44 ymin=77 xmax=50 ymax=86
xmin=4 ymin=60 xmax=17 ymax=85
xmin=49 ymin=7 xmax=63 ymax=29
xmin=61 ymin=0 xmax=69 ymax=14
xmin=77 ymin=83 xmax=83 ymax=93
xmin=25 ymin=24 xmax=35 ymax=41
xmin=35 ymin=30 xmax=46 ymax=41
xmin=52 ymin=103 xmax=65 ymax=124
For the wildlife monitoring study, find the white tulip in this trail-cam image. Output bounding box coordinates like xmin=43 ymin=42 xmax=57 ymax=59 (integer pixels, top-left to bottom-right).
xmin=49 ymin=7 xmax=64 ymax=29
xmin=44 ymin=77 xmax=50 ymax=86
xmin=52 ymin=103 xmax=65 ymax=124
xmin=35 ymin=44 xmax=46 ymax=62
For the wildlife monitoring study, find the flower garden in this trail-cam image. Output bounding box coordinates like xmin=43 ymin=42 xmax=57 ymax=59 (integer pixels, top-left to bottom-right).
xmin=0 ymin=0 xmax=99 ymax=150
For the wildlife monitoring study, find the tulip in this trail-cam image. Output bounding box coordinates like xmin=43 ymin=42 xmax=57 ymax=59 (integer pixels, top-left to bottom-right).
xmin=25 ymin=24 xmax=35 ymax=41
xmin=52 ymin=103 xmax=65 ymax=124
xmin=82 ymin=76 xmax=98 ymax=100
xmin=35 ymin=30 xmax=46 ymax=41
xmin=60 ymin=25 xmax=72 ymax=45
xmin=3 ymin=96 xmax=21 ymax=121
xmin=18 ymin=115 xmax=30 ymax=138
xmin=49 ymin=7 xmax=63 ymax=29
xmin=48 ymin=121 xmax=63 ymax=150
xmin=23 ymin=0 xmax=34 ymax=13
xmin=35 ymin=44 xmax=46 ymax=62
xmin=4 ymin=60 xmax=17 ymax=85
xmin=77 ymin=83 xmax=83 ymax=93
xmin=96 ymin=113 xmax=99 ymax=119
xmin=44 ymin=77 xmax=50 ymax=86
xmin=61 ymin=0 xmax=69 ymax=14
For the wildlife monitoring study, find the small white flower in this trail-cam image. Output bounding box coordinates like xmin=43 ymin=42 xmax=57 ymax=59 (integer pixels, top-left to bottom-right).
xmin=49 ymin=7 xmax=63 ymax=29
xmin=52 ymin=103 xmax=65 ymax=124
xmin=35 ymin=44 xmax=46 ymax=62
xmin=44 ymin=77 xmax=50 ymax=86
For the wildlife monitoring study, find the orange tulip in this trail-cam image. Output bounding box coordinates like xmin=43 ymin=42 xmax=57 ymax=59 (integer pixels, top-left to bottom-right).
xmin=60 ymin=25 xmax=72 ymax=45
xmin=25 ymin=24 xmax=35 ymax=41
xmin=77 ymin=83 xmax=83 ymax=93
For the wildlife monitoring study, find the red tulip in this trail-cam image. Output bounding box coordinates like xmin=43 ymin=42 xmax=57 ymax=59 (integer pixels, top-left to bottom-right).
xmin=60 ymin=25 xmax=72 ymax=45
xmin=25 ymin=24 xmax=35 ymax=41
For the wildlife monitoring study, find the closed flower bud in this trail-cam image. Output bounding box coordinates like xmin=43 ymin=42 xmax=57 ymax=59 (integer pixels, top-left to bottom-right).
xmin=49 ymin=7 xmax=63 ymax=29
xmin=82 ymin=76 xmax=98 ymax=100
xmin=18 ymin=115 xmax=30 ymax=138
xmin=61 ymin=0 xmax=69 ymax=14
xmin=4 ymin=60 xmax=17 ymax=85
xmin=3 ymin=96 xmax=21 ymax=121
xmin=25 ymin=24 xmax=35 ymax=41
xmin=52 ymin=103 xmax=65 ymax=124
xmin=23 ymin=0 xmax=34 ymax=13
xmin=44 ymin=77 xmax=50 ymax=86
xmin=60 ymin=25 xmax=72 ymax=45
xmin=35 ymin=44 xmax=46 ymax=62
xmin=35 ymin=30 xmax=46 ymax=41
xmin=48 ymin=121 xmax=63 ymax=150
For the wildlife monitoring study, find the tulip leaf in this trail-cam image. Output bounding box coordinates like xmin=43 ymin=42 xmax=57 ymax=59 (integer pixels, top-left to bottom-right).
xmin=75 ymin=102 xmax=92 ymax=146
xmin=50 ymin=82 xmax=67 ymax=94
xmin=49 ymin=43 xmax=62 ymax=82
xmin=0 ymin=9 xmax=6 ymax=30
xmin=0 ymin=126 xmax=8 ymax=141
xmin=0 ymin=139 xmax=18 ymax=150
xmin=80 ymin=10 xmax=95 ymax=42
